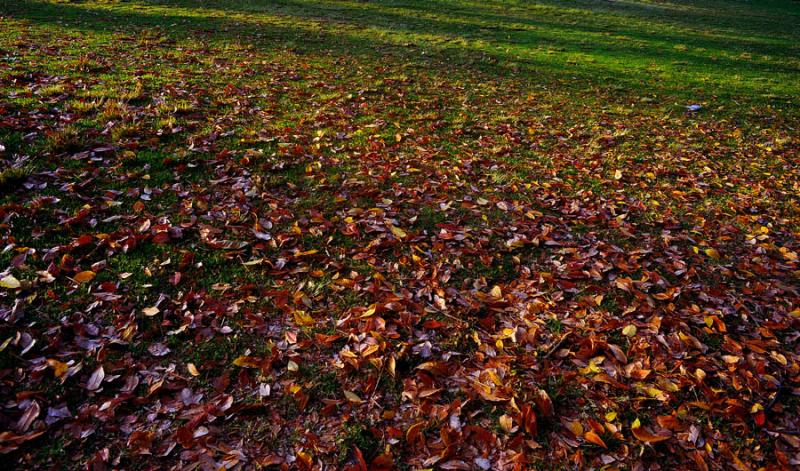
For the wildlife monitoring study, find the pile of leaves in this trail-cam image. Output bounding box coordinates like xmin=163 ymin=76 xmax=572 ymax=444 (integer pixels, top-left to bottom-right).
xmin=1 ymin=1 xmax=799 ymax=469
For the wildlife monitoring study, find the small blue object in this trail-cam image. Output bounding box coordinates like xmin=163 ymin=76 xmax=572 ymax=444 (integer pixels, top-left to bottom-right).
xmin=686 ymin=104 xmax=702 ymax=111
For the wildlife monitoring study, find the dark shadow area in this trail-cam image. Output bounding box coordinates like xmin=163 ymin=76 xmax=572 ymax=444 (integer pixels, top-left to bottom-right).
xmin=3 ymin=0 xmax=799 ymax=103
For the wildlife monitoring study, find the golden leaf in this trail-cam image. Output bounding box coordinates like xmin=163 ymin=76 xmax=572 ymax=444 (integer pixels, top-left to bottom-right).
xmin=47 ymin=359 xmax=69 ymax=378
xmin=0 ymin=275 xmax=20 ymax=289
xmin=293 ymin=310 xmax=315 ymax=327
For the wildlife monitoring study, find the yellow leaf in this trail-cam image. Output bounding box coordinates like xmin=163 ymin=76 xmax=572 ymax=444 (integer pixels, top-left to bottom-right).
xmin=0 ymin=275 xmax=20 ymax=289
xmin=568 ymin=421 xmax=584 ymax=436
xmin=389 ymin=224 xmax=407 ymax=239
xmin=614 ymin=169 xmax=623 ymax=180
xmin=622 ymin=325 xmax=637 ymax=337
xmin=47 ymin=359 xmax=69 ymax=378
xmin=722 ymin=355 xmax=741 ymax=364
xmin=232 ymin=356 xmax=262 ymax=368
xmin=499 ymin=414 xmax=514 ymax=433
xmin=344 ymin=390 xmax=365 ymax=404
xmin=74 ymin=271 xmax=96 ymax=283
xmin=359 ymin=305 xmax=377 ymax=318
xmin=605 ymin=411 xmax=617 ymax=422
xmin=704 ymin=248 xmax=720 ymax=260
xmin=695 ymin=368 xmax=706 ymax=381
xmin=579 ymin=358 xmax=602 ymax=375
xmin=293 ymin=310 xmax=315 ymax=327
xmin=187 ymin=363 xmax=200 ymax=376
xmin=490 ymin=285 xmax=502 ymax=298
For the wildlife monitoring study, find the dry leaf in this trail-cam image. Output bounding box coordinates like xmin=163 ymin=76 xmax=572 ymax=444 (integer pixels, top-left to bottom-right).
xmin=74 ymin=271 xmax=96 ymax=283
xmin=0 ymin=275 xmax=21 ymax=289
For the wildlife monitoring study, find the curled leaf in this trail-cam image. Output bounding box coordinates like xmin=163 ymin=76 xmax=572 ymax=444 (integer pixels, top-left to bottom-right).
xmin=86 ymin=366 xmax=105 ymax=391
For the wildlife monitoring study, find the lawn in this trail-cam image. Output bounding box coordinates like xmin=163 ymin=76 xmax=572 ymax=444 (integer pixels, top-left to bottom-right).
xmin=0 ymin=0 xmax=799 ymax=469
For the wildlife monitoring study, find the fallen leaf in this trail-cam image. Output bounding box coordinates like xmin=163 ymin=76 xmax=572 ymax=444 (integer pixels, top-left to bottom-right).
xmin=74 ymin=271 xmax=96 ymax=283
xmin=622 ymin=325 xmax=637 ymax=337
xmin=632 ymin=420 xmax=672 ymax=443
xmin=86 ymin=366 xmax=105 ymax=391
xmin=344 ymin=390 xmax=365 ymax=404
xmin=499 ymin=414 xmax=514 ymax=433
xmin=47 ymin=359 xmax=69 ymax=378
xmin=0 ymin=275 xmax=21 ymax=289
xmin=389 ymin=224 xmax=408 ymax=239
xmin=584 ymin=430 xmax=607 ymax=448
xmin=142 ymin=306 xmax=160 ymax=317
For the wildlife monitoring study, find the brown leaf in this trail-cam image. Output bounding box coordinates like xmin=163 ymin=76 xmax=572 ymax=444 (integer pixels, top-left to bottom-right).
xmin=533 ymin=389 xmax=554 ymax=418
xmin=16 ymin=401 xmax=40 ymax=432
xmin=631 ymin=421 xmax=672 ymax=444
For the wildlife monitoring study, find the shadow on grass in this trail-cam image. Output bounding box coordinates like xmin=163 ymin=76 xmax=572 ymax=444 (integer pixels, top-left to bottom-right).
xmin=4 ymin=0 xmax=800 ymax=104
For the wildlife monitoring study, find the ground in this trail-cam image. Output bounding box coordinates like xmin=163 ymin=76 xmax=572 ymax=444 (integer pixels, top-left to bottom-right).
xmin=0 ymin=0 xmax=799 ymax=469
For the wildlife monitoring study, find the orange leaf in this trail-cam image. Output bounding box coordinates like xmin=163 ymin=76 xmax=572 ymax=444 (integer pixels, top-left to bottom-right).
xmin=632 ymin=421 xmax=672 ymax=443
xmin=47 ymin=359 xmax=68 ymax=378
xmin=74 ymin=271 xmax=96 ymax=283
xmin=584 ymin=430 xmax=607 ymax=448
xmin=406 ymin=421 xmax=426 ymax=446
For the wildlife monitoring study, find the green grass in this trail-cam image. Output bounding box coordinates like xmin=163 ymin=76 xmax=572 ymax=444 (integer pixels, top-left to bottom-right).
xmin=3 ymin=0 xmax=798 ymax=106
